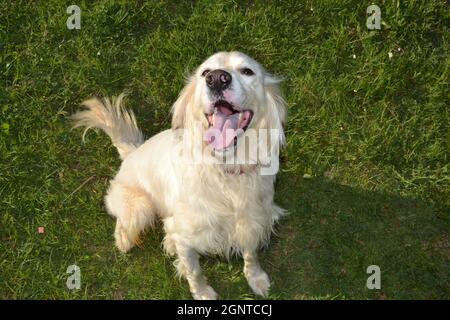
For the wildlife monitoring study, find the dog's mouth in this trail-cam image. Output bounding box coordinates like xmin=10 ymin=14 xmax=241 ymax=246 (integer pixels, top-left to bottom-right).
xmin=204 ymin=100 xmax=253 ymax=150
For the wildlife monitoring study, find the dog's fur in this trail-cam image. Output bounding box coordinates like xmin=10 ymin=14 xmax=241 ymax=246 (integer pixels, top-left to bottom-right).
xmin=71 ymin=51 xmax=286 ymax=299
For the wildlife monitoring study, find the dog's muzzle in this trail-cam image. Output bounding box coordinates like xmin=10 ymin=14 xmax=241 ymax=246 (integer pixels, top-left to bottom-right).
xmin=206 ymin=69 xmax=232 ymax=94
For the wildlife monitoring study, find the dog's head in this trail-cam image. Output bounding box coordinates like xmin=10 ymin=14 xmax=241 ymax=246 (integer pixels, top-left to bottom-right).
xmin=172 ymin=51 xmax=286 ymax=166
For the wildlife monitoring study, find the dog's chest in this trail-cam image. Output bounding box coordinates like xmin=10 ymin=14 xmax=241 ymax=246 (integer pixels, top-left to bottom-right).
xmin=186 ymin=190 xmax=269 ymax=253
xmin=168 ymin=171 xmax=274 ymax=254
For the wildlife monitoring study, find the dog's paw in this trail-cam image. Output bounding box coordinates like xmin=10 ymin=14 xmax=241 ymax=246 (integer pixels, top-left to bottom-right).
xmin=192 ymin=286 xmax=218 ymax=300
xmin=247 ymin=271 xmax=270 ymax=297
xmin=114 ymin=223 xmax=134 ymax=253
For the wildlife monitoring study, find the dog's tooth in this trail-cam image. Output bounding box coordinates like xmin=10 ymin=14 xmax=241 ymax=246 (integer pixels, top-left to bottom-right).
xmin=238 ymin=112 xmax=244 ymax=123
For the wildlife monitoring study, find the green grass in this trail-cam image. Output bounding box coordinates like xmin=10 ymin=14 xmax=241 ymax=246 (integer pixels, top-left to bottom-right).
xmin=1 ymin=0 xmax=449 ymax=299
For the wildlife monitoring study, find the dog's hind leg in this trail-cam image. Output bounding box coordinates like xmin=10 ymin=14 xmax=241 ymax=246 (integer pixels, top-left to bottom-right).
xmin=105 ymin=180 xmax=156 ymax=253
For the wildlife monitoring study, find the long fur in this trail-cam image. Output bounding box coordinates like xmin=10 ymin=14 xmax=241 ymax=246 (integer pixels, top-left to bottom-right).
xmin=72 ymin=52 xmax=286 ymax=300
xmin=71 ymin=94 xmax=144 ymax=160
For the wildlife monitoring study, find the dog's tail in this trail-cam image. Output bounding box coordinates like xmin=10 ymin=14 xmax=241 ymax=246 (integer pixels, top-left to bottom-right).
xmin=71 ymin=94 xmax=144 ymax=160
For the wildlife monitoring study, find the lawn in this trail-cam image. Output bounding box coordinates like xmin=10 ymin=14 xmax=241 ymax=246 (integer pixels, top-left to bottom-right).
xmin=1 ymin=0 xmax=449 ymax=299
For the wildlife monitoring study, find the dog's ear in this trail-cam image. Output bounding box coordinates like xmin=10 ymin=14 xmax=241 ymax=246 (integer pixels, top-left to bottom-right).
xmin=171 ymin=76 xmax=196 ymax=129
xmin=264 ymin=74 xmax=286 ymax=146
xmin=256 ymin=74 xmax=286 ymax=174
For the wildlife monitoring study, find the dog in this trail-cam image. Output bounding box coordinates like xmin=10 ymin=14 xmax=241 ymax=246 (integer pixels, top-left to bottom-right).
xmin=71 ymin=51 xmax=286 ymax=299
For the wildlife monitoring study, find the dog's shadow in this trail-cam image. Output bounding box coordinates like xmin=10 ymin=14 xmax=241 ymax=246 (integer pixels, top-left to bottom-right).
xmin=253 ymin=172 xmax=448 ymax=300
xmin=135 ymin=171 xmax=447 ymax=299
xmin=200 ymin=171 xmax=447 ymax=299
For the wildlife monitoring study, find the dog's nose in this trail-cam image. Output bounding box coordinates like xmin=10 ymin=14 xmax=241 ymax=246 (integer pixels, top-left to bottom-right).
xmin=206 ymin=69 xmax=232 ymax=92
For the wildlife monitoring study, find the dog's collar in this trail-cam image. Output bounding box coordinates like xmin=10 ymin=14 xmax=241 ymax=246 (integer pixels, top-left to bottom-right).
xmin=224 ymin=167 xmax=244 ymax=175
xmin=223 ymin=165 xmax=257 ymax=175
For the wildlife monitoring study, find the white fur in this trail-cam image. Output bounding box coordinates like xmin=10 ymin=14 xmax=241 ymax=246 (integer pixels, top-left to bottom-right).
xmin=71 ymin=94 xmax=144 ymax=160
xmin=72 ymin=51 xmax=286 ymax=299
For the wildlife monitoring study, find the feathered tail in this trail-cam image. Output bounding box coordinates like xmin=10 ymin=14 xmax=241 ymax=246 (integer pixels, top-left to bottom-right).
xmin=71 ymin=94 xmax=144 ymax=160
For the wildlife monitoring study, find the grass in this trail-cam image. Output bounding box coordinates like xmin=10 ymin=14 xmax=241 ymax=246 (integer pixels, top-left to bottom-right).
xmin=0 ymin=0 xmax=449 ymax=299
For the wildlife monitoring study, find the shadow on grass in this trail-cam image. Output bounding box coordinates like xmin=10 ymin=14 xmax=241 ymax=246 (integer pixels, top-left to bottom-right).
xmin=256 ymin=172 xmax=449 ymax=299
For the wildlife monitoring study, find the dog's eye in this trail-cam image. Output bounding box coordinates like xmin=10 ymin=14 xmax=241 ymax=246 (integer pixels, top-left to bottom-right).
xmin=240 ymin=68 xmax=254 ymax=76
xmin=201 ymin=69 xmax=211 ymax=77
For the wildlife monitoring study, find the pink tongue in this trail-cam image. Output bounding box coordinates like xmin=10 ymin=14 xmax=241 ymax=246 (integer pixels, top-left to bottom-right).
xmin=204 ymin=112 xmax=242 ymax=150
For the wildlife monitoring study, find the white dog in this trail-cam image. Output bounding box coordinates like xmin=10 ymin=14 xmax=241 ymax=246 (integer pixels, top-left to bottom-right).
xmin=72 ymin=51 xmax=286 ymax=299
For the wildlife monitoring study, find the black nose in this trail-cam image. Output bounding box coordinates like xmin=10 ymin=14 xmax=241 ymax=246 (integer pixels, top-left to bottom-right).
xmin=205 ymin=69 xmax=232 ymax=92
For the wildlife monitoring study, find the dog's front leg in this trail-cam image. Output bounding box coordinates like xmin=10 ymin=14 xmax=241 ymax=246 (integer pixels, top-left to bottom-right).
xmin=175 ymin=243 xmax=218 ymax=300
xmin=243 ymin=250 xmax=271 ymax=297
